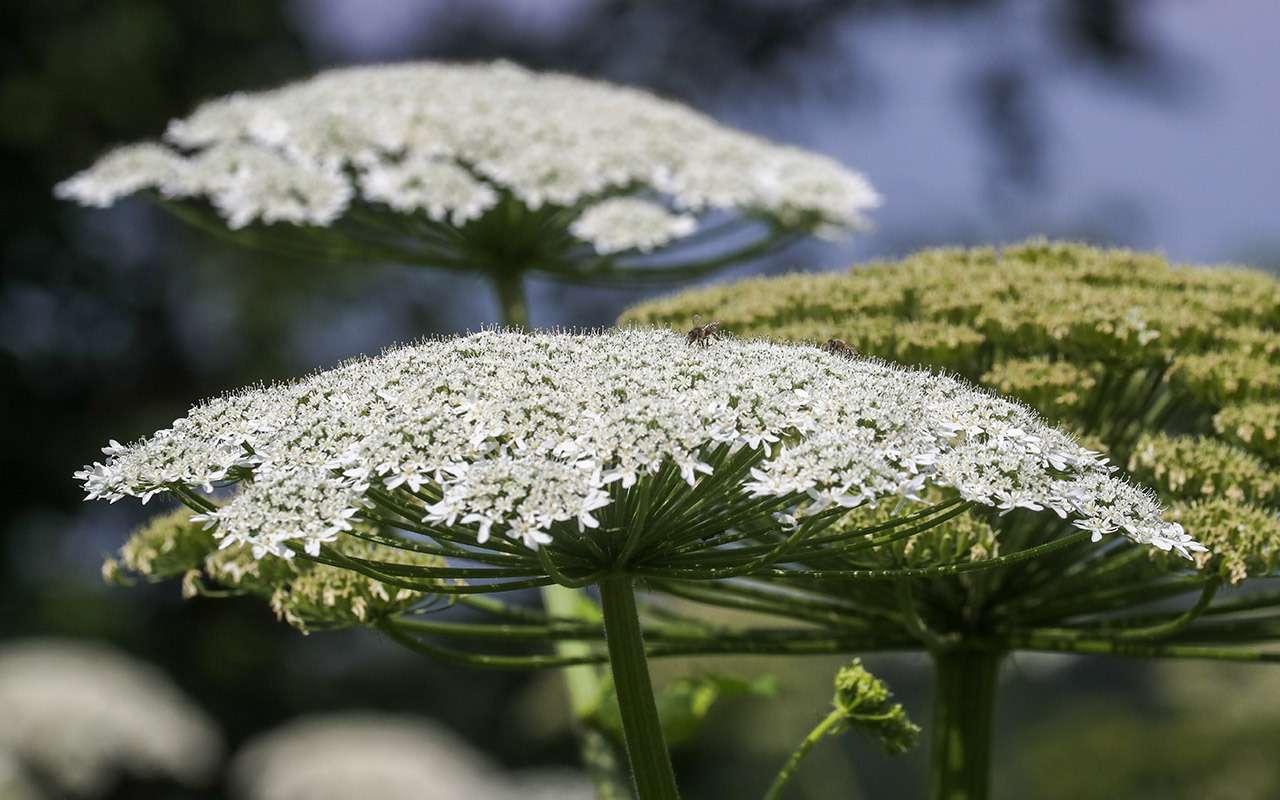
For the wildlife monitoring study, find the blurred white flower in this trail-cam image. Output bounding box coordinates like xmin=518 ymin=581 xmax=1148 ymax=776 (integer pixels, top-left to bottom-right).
xmin=230 ymin=713 xmax=591 ymax=800
xmin=568 ymin=197 xmax=697 ymax=254
xmin=78 ymin=329 xmax=1197 ymax=561
xmin=56 ymin=61 xmax=879 ymax=253
xmin=0 ymin=640 xmax=222 ymax=797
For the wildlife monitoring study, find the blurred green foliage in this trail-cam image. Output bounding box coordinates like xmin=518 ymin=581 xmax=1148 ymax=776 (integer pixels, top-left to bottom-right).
xmin=1002 ymin=663 xmax=1280 ymax=800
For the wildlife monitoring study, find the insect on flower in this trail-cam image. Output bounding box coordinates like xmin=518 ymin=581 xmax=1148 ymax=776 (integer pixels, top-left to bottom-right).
xmin=821 ymin=338 xmax=855 ymax=358
xmin=686 ymin=315 xmax=722 ymax=346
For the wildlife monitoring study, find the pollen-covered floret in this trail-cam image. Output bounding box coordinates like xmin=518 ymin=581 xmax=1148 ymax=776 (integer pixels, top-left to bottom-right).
xmin=56 ymin=61 xmax=878 ymax=253
xmin=80 ymin=329 xmax=1197 ymax=563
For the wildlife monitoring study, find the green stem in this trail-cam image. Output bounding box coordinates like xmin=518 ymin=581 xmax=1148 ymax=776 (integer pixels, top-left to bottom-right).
xmin=764 ymin=707 xmax=846 ymax=800
xmin=1019 ymin=579 xmax=1220 ymax=642
xmin=897 ymin=580 xmax=956 ymax=650
xmin=494 ymin=272 xmax=529 ymax=327
xmin=930 ymin=649 xmax=1002 ymax=800
xmin=998 ymin=632 xmax=1280 ymax=662
xmin=745 ymin=531 xmax=1093 ymax=583
xmin=543 ymin=583 xmax=630 ymax=800
xmin=598 ymin=574 xmax=681 ymax=799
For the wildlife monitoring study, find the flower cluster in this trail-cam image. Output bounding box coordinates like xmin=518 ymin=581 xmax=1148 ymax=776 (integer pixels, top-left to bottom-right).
xmin=79 ymin=329 xmax=1194 ymax=564
xmin=830 ymin=659 xmax=920 ymax=755
xmin=56 ymin=61 xmax=878 ymax=254
xmin=1168 ymin=351 xmax=1280 ymax=407
xmin=1214 ymin=402 xmax=1279 ymax=461
xmin=623 ymin=240 xmax=1278 ymax=577
xmin=623 ymin=240 xmax=1279 ymax=373
xmin=0 ymin=640 xmax=222 ymax=797
xmin=105 ymin=508 xmax=441 ymax=631
xmin=231 ymin=713 xmax=591 ymax=800
xmin=1168 ymin=499 xmax=1280 ymax=584
xmin=1127 ymin=432 xmax=1279 ymax=506
xmin=981 ymin=358 xmax=1099 ymax=414
xmin=826 ymin=487 xmax=1002 ymax=569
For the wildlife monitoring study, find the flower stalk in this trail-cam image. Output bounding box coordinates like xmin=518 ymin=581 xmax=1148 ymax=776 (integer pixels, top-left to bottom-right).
xmin=930 ymin=649 xmax=1001 ymax=800
xmin=493 ymin=272 xmax=529 ymax=328
xmin=597 ymin=574 xmax=681 ymax=800
xmin=764 ymin=707 xmax=846 ymax=800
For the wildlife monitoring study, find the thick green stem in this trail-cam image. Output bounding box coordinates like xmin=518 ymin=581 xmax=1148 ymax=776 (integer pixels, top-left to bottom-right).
xmin=930 ymin=649 xmax=1002 ymax=800
xmin=493 ymin=272 xmax=529 ymax=327
xmin=598 ymin=574 xmax=681 ymax=799
xmin=544 ymin=583 xmax=629 ymax=799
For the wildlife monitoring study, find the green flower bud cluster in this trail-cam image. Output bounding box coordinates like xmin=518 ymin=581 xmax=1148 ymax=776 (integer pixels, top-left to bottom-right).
xmin=1214 ymin=402 xmax=1280 ymax=461
xmin=623 ymin=240 xmax=1279 ymax=375
xmin=827 ymin=491 xmax=1001 ymax=569
xmin=830 ymin=659 xmax=920 ymax=755
xmin=1126 ymin=430 xmax=1280 ymax=583
xmin=1127 ymin=433 xmax=1279 ymax=506
xmin=1168 ymin=499 xmax=1280 ymax=584
xmin=104 ymin=508 xmax=442 ymax=631
xmin=265 ymin=538 xmax=443 ymax=632
xmin=981 ymin=358 xmax=1100 ymax=415
xmin=104 ymin=509 xmax=221 ymax=584
xmin=1167 ymin=351 xmax=1280 ymax=407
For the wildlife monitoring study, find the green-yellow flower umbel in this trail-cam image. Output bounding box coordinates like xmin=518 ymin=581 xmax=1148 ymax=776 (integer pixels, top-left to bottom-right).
xmin=622 ymin=240 xmax=1280 ymax=800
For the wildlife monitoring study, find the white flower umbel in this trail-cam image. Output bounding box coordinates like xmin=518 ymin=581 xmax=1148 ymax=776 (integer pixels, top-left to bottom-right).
xmin=230 ymin=713 xmax=541 ymax=800
xmin=55 ymin=61 xmax=878 ymax=293
xmin=78 ymin=329 xmax=1197 ymax=566
xmin=0 ymin=640 xmax=222 ymax=798
xmin=57 ymin=61 xmax=877 ymax=235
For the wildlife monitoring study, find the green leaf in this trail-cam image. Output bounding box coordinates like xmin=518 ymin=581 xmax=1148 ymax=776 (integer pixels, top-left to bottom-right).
xmin=592 ymin=671 xmax=777 ymax=747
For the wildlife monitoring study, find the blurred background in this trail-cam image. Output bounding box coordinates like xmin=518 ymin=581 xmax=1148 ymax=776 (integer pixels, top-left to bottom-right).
xmin=3 ymin=1 xmax=1278 ymax=797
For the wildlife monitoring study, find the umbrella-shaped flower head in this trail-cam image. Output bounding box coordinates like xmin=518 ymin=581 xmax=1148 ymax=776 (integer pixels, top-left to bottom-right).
xmin=56 ymin=62 xmax=879 ymax=292
xmin=78 ymin=329 xmax=1194 ymax=570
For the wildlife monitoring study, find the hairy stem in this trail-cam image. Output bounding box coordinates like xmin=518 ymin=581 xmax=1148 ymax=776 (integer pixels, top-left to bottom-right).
xmin=764 ymin=707 xmax=846 ymax=800
xmin=930 ymin=649 xmax=1002 ymax=800
xmin=598 ymin=574 xmax=681 ymax=799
